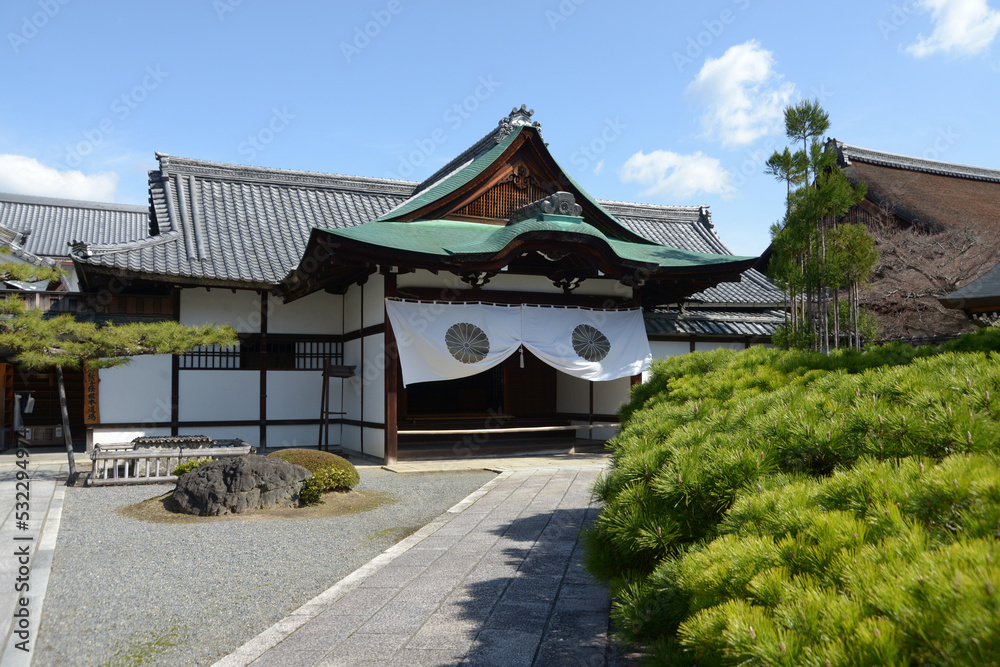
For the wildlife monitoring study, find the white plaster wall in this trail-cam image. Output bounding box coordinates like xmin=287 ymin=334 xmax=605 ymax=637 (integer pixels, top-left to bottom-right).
xmin=594 ymin=377 xmax=631 ymax=414
xmin=556 ymin=374 xmax=629 ymax=415
xmin=645 ymin=340 xmax=693 ymax=382
xmin=93 ymin=428 xmax=170 ymax=446
xmin=363 ymin=332 xmax=385 ymax=425
xmin=323 ymin=375 xmax=344 ymax=414
xmin=190 ymin=426 xmax=260 ymax=446
xmin=178 ymin=371 xmax=259 ymax=421
xmin=650 ymin=341 xmax=692 ymax=359
xmin=556 ymin=373 xmax=590 ymax=414
xmin=342 ymin=340 xmax=362 ymax=422
xmin=98 ymin=355 xmax=172 ymax=425
xmin=344 ymin=284 xmax=363 ymax=333
xmin=267 ymin=425 xmax=323 ymax=450
xmin=363 ymin=274 xmax=385 ymax=328
xmin=695 ymin=341 xmax=747 ymax=352
xmin=362 ymin=427 xmax=385 ymax=459
xmin=557 ymin=373 xmax=629 ymax=440
xmin=180 ymin=288 xmax=261 ymax=332
xmin=268 ymin=291 xmax=342 ymax=335
xmin=267 ymin=371 xmax=323 ymax=420
xmin=341 ymin=424 xmax=361 ymax=454
xmin=572 ymin=421 xmax=620 ymax=441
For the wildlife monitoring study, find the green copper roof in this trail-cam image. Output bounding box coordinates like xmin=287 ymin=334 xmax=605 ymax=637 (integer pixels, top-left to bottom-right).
xmin=320 ymin=216 xmax=753 ymax=269
xmin=376 ymin=127 xmax=524 ymax=222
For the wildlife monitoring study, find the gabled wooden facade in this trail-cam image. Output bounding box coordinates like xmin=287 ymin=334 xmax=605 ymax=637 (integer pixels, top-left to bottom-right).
xmin=280 ymin=111 xmax=756 ymax=462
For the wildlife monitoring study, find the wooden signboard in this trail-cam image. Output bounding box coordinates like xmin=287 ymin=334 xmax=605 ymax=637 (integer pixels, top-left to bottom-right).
xmin=84 ymin=363 xmax=100 ymax=425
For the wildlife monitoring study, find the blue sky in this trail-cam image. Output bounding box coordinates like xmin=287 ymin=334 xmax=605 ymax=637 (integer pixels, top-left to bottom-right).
xmin=1 ymin=0 xmax=998 ymax=256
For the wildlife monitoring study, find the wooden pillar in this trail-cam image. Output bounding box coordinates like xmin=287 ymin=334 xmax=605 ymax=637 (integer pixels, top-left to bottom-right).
xmin=259 ymin=291 xmax=268 ymax=451
xmin=589 ymin=381 xmax=594 ymax=423
xmin=359 ymin=281 xmax=365 ymax=457
xmin=384 ymin=273 xmax=398 ymax=465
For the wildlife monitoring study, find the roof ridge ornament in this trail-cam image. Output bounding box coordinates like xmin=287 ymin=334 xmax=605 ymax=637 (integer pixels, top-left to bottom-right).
xmin=495 ymin=105 xmax=541 ymax=144
xmin=509 ymin=191 xmax=582 ymax=224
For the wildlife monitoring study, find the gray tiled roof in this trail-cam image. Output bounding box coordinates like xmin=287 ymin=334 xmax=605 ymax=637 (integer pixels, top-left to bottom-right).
xmin=833 ymin=140 xmax=1000 ymax=183
xmin=603 ymin=201 xmax=784 ymax=306
xmin=0 ymin=223 xmax=57 ymax=270
xmin=940 ymin=260 xmax=1000 ymax=308
xmin=74 ymin=155 xmax=416 ymax=288
xmin=644 ymin=307 xmax=784 ymax=338
xmin=70 ymin=152 xmax=781 ymax=307
xmin=0 ymin=192 xmax=149 ymax=257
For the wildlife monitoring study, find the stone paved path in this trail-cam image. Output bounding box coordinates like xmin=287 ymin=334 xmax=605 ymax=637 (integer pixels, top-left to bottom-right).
xmin=0 ymin=458 xmax=74 ymax=666
xmin=215 ymin=465 xmax=614 ymax=667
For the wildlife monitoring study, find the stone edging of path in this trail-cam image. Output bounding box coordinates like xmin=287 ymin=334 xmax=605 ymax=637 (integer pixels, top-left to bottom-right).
xmin=211 ymin=470 xmax=514 ymax=667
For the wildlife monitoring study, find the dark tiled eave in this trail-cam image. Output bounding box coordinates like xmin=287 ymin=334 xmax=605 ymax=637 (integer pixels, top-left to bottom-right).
xmin=834 ymin=141 xmax=1000 ymax=184
xmin=644 ymin=308 xmax=784 ymax=338
xmin=0 ymin=191 xmax=150 ymax=258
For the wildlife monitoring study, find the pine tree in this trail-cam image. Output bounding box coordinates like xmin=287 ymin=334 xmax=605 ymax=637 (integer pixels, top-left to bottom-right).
xmin=766 ymin=102 xmax=875 ymax=351
xmin=0 ymin=261 xmax=236 ymax=480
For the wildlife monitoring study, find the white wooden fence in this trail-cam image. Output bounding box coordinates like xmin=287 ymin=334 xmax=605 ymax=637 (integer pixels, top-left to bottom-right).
xmin=87 ymin=444 xmax=252 ymax=487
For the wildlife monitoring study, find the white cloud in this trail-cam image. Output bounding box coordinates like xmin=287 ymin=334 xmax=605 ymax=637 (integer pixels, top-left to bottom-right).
xmin=906 ymin=0 xmax=1000 ymax=57
xmin=619 ymin=150 xmax=734 ymax=200
xmin=686 ymin=40 xmax=795 ymax=148
xmin=594 ymin=159 xmax=605 ymax=175
xmin=0 ymin=154 xmax=118 ymax=202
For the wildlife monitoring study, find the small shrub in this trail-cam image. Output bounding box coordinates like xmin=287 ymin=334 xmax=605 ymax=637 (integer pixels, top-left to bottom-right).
xmin=172 ymin=458 xmax=210 ymax=477
xmin=268 ymin=448 xmax=360 ymax=493
xmin=298 ymin=477 xmax=323 ymax=506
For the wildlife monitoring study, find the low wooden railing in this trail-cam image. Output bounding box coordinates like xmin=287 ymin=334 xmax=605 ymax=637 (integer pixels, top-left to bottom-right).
xmin=87 ymin=444 xmax=252 ymax=487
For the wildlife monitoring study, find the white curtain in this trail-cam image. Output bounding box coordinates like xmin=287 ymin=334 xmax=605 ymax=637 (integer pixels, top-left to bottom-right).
xmin=385 ymin=301 xmax=521 ymax=385
xmin=385 ymin=299 xmax=651 ymax=386
xmin=521 ymin=305 xmax=651 ymax=382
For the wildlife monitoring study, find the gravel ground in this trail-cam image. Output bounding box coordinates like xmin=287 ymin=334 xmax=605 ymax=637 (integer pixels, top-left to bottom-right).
xmin=34 ymin=464 xmax=496 ymax=666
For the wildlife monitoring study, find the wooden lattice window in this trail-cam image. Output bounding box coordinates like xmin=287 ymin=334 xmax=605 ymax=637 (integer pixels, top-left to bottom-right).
xmin=179 ymin=335 xmax=343 ymax=370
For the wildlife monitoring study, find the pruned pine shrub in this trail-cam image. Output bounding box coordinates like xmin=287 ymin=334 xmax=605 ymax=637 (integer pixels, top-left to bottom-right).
xmin=268 ymin=448 xmax=360 ymax=506
xmin=586 ymin=327 xmax=1000 ymax=665
xmin=171 ymin=458 xmax=210 ymax=477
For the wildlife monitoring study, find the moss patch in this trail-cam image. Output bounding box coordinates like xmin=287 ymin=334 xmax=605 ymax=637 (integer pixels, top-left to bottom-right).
xmin=118 ymin=488 xmax=394 ymax=524
xmin=366 ymin=524 xmax=424 ymax=543
xmin=101 ymin=626 xmax=187 ymax=666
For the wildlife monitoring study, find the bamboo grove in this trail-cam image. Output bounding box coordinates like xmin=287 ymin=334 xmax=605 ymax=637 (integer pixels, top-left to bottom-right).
xmin=765 ymin=101 xmax=878 ymax=351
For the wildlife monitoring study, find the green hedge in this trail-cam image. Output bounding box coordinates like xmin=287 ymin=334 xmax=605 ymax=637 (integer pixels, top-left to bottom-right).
xmin=586 ymin=328 xmax=1000 ymax=665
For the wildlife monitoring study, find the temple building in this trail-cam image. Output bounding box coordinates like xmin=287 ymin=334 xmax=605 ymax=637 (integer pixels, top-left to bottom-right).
xmin=829 ymin=140 xmax=1000 ymax=339
xmin=1 ymin=108 xmax=782 ymax=462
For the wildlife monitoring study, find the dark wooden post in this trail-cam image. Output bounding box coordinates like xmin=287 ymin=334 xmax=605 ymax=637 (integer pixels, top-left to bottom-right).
xmin=589 ymin=381 xmax=595 ymax=424
xmin=384 ymin=273 xmax=398 ymax=465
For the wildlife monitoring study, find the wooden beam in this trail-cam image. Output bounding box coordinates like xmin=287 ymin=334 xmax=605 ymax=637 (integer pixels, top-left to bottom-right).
xmin=398 ymin=423 xmax=619 ymax=436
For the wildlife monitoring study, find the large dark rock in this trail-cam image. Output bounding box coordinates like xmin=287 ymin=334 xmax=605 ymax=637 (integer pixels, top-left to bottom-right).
xmin=173 ymin=455 xmax=310 ymax=516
